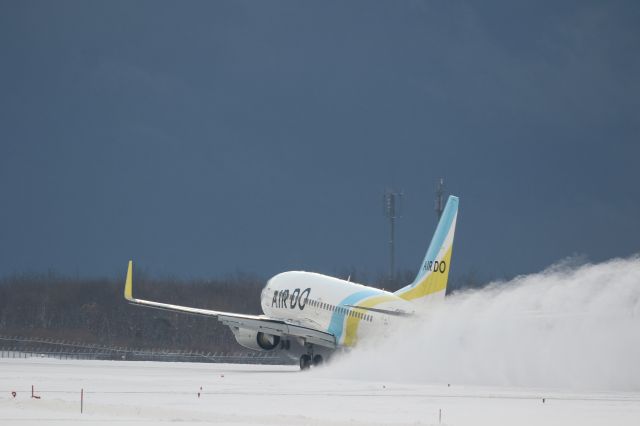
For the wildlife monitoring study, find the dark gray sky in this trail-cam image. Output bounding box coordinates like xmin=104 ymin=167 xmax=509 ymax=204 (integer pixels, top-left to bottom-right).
xmin=1 ymin=1 xmax=638 ymax=281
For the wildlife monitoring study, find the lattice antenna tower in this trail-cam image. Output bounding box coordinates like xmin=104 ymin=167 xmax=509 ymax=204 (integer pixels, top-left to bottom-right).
xmin=383 ymin=189 xmax=403 ymax=280
xmin=435 ymin=178 xmax=445 ymax=220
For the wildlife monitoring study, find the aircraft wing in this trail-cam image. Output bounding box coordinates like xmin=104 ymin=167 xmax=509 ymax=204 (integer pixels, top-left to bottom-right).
xmin=123 ymin=261 xmax=336 ymax=349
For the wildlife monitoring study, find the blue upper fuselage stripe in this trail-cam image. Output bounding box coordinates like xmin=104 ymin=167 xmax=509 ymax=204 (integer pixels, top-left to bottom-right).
xmin=327 ymin=289 xmax=380 ymax=343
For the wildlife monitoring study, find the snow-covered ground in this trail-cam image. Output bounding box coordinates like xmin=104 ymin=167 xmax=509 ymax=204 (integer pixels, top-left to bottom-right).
xmin=1 ymin=357 xmax=639 ymax=425
xmin=3 ymin=257 xmax=640 ymax=424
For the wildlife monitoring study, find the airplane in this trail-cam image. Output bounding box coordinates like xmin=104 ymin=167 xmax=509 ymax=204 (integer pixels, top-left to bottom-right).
xmin=124 ymin=195 xmax=458 ymax=369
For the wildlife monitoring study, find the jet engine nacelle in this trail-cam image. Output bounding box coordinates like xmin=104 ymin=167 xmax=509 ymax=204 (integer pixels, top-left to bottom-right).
xmin=231 ymin=327 xmax=281 ymax=351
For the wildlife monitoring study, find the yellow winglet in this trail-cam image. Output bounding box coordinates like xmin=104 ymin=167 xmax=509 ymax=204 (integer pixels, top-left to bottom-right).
xmin=124 ymin=260 xmax=134 ymax=301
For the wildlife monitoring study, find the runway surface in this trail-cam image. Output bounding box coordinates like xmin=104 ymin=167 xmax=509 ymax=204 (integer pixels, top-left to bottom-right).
xmin=1 ymin=357 xmax=639 ymax=425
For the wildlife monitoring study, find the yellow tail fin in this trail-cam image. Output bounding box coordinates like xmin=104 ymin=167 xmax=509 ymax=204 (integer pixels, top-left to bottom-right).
xmin=394 ymin=196 xmax=458 ymax=302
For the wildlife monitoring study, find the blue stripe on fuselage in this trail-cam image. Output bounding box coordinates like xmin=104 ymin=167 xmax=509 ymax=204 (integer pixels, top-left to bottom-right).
xmin=327 ymin=289 xmax=380 ymax=344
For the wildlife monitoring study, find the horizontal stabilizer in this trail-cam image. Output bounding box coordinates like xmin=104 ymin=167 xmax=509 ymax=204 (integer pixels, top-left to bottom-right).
xmin=344 ymin=304 xmax=413 ymax=317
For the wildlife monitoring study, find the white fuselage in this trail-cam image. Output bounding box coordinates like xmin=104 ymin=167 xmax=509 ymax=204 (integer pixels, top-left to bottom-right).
xmin=260 ymin=271 xmax=414 ymax=347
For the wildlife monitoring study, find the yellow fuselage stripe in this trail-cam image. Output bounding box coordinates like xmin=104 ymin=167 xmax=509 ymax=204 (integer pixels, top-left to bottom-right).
xmin=343 ymin=294 xmax=398 ymax=346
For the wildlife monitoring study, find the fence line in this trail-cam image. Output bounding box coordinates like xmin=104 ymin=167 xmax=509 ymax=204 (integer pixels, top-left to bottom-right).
xmin=0 ymin=335 xmax=294 ymax=364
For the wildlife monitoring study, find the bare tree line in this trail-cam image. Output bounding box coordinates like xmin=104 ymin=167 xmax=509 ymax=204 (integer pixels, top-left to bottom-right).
xmin=0 ymin=271 xmax=264 ymax=353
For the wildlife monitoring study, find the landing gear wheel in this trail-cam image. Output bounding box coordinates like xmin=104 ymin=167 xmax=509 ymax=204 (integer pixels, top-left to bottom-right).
xmin=312 ymin=354 xmax=323 ymax=367
xmin=300 ymin=354 xmax=311 ymax=370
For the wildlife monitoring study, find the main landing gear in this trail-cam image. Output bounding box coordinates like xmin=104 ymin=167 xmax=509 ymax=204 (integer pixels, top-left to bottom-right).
xmin=299 ymin=353 xmax=324 ymax=370
xmin=300 ymin=354 xmax=311 ymax=370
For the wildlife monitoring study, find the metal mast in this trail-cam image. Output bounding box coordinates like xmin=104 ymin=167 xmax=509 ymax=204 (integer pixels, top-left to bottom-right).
xmin=384 ymin=189 xmax=402 ymax=279
xmin=435 ymin=178 xmax=444 ymax=220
